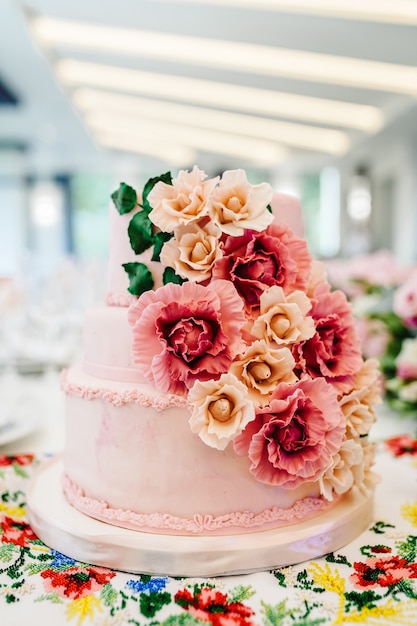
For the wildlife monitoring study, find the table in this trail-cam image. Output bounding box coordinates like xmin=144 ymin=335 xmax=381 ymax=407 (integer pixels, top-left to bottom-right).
xmin=1 ymin=373 xmax=417 ymax=625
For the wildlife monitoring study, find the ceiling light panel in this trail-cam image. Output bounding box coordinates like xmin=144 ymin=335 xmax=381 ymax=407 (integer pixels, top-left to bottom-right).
xmin=85 ymin=112 xmax=289 ymax=165
xmin=31 ymin=17 xmax=417 ymax=95
xmin=73 ymin=87 xmax=350 ymax=154
xmin=57 ymin=59 xmax=385 ymax=132
xmin=157 ymin=0 xmax=417 ymax=26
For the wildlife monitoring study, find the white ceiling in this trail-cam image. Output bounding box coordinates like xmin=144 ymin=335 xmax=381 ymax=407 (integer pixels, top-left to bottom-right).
xmin=1 ymin=0 xmax=417 ymax=177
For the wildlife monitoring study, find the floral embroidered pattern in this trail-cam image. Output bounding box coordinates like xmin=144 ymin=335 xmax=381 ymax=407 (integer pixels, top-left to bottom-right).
xmin=1 ymin=450 xmax=417 ymax=625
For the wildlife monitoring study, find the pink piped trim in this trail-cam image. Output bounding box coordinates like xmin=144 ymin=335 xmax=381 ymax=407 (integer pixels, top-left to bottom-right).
xmin=60 ymin=369 xmax=189 ymax=411
xmin=62 ymin=473 xmax=331 ymax=535
xmin=106 ymin=291 xmax=136 ymax=307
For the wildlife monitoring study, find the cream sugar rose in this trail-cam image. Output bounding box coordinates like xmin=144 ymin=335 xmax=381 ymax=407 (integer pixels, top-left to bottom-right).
xmin=61 ymin=166 xmax=381 ymax=537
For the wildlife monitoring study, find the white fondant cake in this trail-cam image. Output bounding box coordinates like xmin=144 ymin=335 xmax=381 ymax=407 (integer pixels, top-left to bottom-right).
xmin=61 ymin=166 xmax=381 ymax=544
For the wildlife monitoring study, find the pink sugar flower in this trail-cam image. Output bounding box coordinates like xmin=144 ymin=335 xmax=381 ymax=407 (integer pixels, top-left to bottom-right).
xmin=233 ymin=377 xmax=345 ymax=488
xmin=293 ymin=283 xmax=363 ymax=393
xmin=128 ymin=280 xmax=247 ymax=395
xmin=212 ymin=223 xmax=312 ymax=316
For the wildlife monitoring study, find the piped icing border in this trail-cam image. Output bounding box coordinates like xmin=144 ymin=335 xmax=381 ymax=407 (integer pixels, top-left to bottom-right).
xmin=62 ymin=473 xmax=331 ymax=535
xmin=106 ymin=291 xmax=135 ymax=307
xmin=60 ymin=369 xmax=190 ymax=410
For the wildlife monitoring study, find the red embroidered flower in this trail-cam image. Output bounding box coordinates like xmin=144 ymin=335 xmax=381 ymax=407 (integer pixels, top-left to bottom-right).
xmin=0 ymin=516 xmax=38 ymax=546
xmin=370 ymin=545 xmax=392 ymax=554
xmin=175 ymin=586 xmax=255 ymax=626
xmin=41 ymin=566 xmax=116 ymax=599
xmin=233 ymin=378 xmax=345 ymax=488
xmin=350 ymin=555 xmax=417 ymax=589
xmin=212 ymin=223 xmax=312 ymax=316
xmin=0 ymin=454 xmax=34 ymax=467
xmin=293 ymin=283 xmax=363 ymax=393
xmin=385 ymin=434 xmax=417 ymax=457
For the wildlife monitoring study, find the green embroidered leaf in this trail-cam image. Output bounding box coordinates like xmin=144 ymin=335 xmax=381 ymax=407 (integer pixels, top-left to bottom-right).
xmin=111 ymin=182 xmax=137 ymax=215
xmin=152 ymin=231 xmax=173 ymax=262
xmin=292 ymin=617 xmax=328 ymax=626
xmin=122 ymin=263 xmax=154 ymax=297
xmin=140 ymin=590 xmax=171 ymax=618
xmin=142 ymin=171 xmax=173 ymax=213
xmin=261 ymin=599 xmax=293 ymax=626
xmin=228 ymin=584 xmax=256 ymax=602
xmin=325 ymin=552 xmax=351 ymax=567
xmin=273 ymin=570 xmax=287 ymax=587
xmin=101 ymin=583 xmax=119 ymax=606
xmin=163 ymin=267 xmax=187 ymax=286
xmin=35 ymin=591 xmax=63 ymax=604
xmin=370 ymin=520 xmax=395 ymax=535
xmin=0 ymin=542 xmax=18 ymax=563
xmin=344 ymin=589 xmax=382 ymax=612
xmin=160 ymin=615 xmax=201 ymax=626
xmin=25 ymin=561 xmax=52 ymax=575
xmin=12 ymin=463 xmax=28 ymax=478
xmin=396 ymin=535 xmax=417 ymax=563
xmin=396 ymin=578 xmax=417 ymax=599
xmin=128 ymin=210 xmax=154 ymax=254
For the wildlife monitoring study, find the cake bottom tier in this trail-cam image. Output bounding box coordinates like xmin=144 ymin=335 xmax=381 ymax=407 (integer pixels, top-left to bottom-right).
xmin=28 ymin=456 xmax=375 ymax=577
xmin=62 ymin=365 xmax=333 ymax=536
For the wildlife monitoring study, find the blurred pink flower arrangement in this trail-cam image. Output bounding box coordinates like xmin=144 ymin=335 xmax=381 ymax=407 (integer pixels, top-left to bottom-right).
xmin=326 ymin=251 xmax=417 ymax=416
xmin=112 ymin=167 xmax=381 ymax=497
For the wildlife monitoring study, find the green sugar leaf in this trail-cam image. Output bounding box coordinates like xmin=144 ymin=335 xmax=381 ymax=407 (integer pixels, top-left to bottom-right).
xmin=152 ymin=231 xmax=173 ymax=262
xmin=123 ymin=263 xmax=154 ymax=296
xmin=111 ymin=182 xmax=137 ymax=215
xmin=128 ymin=210 xmax=154 ymax=254
xmin=163 ymin=267 xmax=187 ymax=286
xmin=142 ymin=171 xmax=173 ymax=213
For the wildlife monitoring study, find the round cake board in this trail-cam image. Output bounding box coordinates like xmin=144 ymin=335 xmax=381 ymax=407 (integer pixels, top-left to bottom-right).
xmin=27 ymin=456 xmax=374 ymax=578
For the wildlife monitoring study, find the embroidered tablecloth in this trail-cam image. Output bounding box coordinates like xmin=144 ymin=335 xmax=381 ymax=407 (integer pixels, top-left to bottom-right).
xmin=1 ymin=428 xmax=417 ymax=625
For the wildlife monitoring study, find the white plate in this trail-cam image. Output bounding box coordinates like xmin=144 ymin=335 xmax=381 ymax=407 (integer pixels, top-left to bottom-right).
xmin=0 ymin=406 xmax=39 ymax=447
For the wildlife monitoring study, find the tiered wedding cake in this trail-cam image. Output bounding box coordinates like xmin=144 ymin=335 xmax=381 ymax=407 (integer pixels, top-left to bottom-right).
xmin=30 ymin=167 xmax=381 ymax=575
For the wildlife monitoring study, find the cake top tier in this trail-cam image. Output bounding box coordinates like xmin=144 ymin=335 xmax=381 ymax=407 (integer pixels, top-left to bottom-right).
xmin=105 ymin=165 xmax=381 ymax=496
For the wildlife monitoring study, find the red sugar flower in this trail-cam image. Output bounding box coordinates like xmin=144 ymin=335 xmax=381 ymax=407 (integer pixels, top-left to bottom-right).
xmin=294 ymin=284 xmax=363 ymax=392
xmin=128 ymin=280 xmax=246 ymax=395
xmin=212 ymin=223 xmax=312 ymax=315
xmin=350 ymin=555 xmax=417 ymax=589
xmin=234 ymin=377 xmax=345 ymax=488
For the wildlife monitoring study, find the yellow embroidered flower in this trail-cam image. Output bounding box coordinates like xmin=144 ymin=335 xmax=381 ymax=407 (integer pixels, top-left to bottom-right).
xmin=343 ymin=598 xmax=416 ymax=623
xmin=0 ymin=502 xmax=26 ymax=519
xmin=401 ymin=501 xmax=417 ymax=527
xmin=66 ymin=595 xmax=103 ymax=626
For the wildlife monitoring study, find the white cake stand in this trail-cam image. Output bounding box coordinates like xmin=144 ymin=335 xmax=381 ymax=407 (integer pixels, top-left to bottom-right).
xmin=27 ymin=455 xmax=375 ymax=577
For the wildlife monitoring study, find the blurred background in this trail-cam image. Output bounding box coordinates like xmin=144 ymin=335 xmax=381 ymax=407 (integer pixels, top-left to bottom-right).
xmin=1 ymin=0 xmax=417 ymax=376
